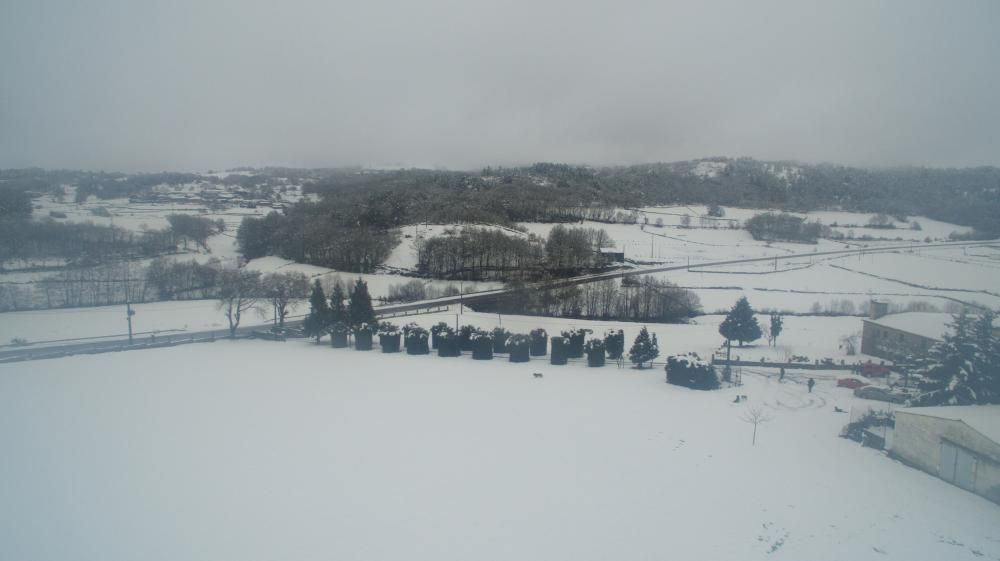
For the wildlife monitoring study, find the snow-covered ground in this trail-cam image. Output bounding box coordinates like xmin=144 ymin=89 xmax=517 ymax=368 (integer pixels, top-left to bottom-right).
xmin=1 ymin=341 xmax=997 ymax=561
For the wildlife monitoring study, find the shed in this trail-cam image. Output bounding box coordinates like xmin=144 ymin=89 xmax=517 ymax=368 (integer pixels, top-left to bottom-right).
xmin=890 ymin=405 xmax=1000 ymax=504
xmin=599 ymin=248 xmax=625 ymax=263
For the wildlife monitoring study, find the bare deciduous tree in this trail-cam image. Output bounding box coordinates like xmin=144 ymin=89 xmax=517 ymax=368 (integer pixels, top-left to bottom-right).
xmin=217 ymin=268 xmax=262 ymax=337
xmin=741 ymin=406 xmax=773 ymax=446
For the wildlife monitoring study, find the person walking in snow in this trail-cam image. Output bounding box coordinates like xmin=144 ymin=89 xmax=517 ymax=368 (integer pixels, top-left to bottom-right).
xmin=779 ymin=367 xmax=785 ymax=382
xmin=807 ymin=378 xmax=815 ymax=393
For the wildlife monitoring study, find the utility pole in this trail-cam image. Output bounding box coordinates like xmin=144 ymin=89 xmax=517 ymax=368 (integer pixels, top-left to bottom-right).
xmin=126 ymin=301 xmax=135 ymax=344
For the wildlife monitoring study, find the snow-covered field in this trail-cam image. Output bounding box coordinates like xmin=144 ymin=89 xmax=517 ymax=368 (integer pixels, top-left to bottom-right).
xmin=1 ymin=342 xmax=997 ymax=561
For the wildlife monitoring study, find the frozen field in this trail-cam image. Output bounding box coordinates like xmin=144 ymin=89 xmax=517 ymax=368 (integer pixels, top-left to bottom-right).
xmin=1 ymin=342 xmax=997 ymax=561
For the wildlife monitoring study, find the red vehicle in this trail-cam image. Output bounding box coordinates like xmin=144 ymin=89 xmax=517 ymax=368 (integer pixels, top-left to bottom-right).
xmin=859 ymin=361 xmax=892 ymax=377
xmin=837 ymin=377 xmax=869 ymax=389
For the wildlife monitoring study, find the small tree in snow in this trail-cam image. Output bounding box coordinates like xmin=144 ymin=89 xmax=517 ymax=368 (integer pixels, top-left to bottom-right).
xmin=329 ymin=281 xmax=347 ymax=325
xmin=770 ymin=313 xmax=783 ymax=347
xmin=303 ymin=279 xmax=330 ymax=341
xmin=629 ymin=326 xmax=659 ymax=369
xmin=741 ymin=406 xmax=772 ymax=446
xmin=348 ymin=278 xmax=376 ymax=327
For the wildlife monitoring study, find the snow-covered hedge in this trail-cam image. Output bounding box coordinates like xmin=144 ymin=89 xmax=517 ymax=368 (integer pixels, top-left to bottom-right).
xmin=562 ymin=328 xmax=590 ymax=358
xmin=550 ymin=336 xmax=568 ymax=365
xmin=471 ymin=331 xmax=494 ymax=360
xmin=353 ymin=323 xmax=375 ymax=351
xmin=404 ymin=326 xmax=429 ymax=355
xmin=378 ymin=322 xmax=401 ymax=353
xmin=584 ymin=338 xmax=606 ymax=367
xmin=665 ymin=353 xmax=720 ymax=390
xmin=604 ymin=329 xmax=625 ymax=360
xmin=491 ymin=327 xmax=510 ymax=353
xmin=530 ymin=328 xmax=548 ymax=356
xmin=329 ymin=321 xmax=349 ymax=348
xmin=431 ymin=322 xmax=451 ymax=350
xmin=506 ymin=334 xmax=531 ymax=363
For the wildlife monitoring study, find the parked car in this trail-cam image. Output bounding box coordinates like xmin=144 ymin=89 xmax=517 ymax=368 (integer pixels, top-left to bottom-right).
xmin=859 ymin=361 xmax=892 ymax=376
xmin=837 ymin=377 xmax=869 ymax=389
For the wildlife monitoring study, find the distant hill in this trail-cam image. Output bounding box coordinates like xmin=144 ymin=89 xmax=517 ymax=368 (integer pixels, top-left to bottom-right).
xmin=3 ymin=158 xmax=999 ymax=235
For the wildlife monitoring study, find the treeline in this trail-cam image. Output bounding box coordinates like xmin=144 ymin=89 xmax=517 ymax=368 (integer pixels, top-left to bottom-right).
xmin=0 ymin=214 xmax=224 ymax=265
xmin=472 ymin=276 xmax=701 ymax=323
xmin=415 ymin=225 xmax=615 ymax=281
xmin=0 ymin=219 xmax=176 ymax=265
xmin=0 ymin=257 xmax=313 ymax=313
xmin=744 ymin=213 xmax=830 ymax=243
xmin=237 ymin=208 xmax=397 ymax=273
xmin=416 ymin=227 xmax=543 ymax=281
xmin=7 ymin=160 xmax=1000 ymax=236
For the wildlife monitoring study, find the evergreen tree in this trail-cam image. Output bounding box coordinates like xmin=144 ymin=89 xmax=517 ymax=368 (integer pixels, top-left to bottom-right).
xmin=329 ymin=281 xmax=347 ymax=325
xmin=348 ymin=278 xmax=376 ymax=327
xmin=628 ymin=326 xmax=660 ymax=369
xmin=719 ymin=296 xmax=763 ymax=349
xmin=303 ymin=279 xmax=330 ymax=341
xmin=973 ymin=311 xmax=1000 ymax=403
xmin=914 ymin=310 xmax=1000 ymax=405
xmin=770 ymin=313 xmax=783 ymax=347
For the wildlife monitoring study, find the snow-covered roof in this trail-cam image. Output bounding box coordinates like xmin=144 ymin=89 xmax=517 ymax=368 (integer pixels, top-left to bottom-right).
xmin=599 ymin=247 xmax=623 ymax=253
xmin=864 ymin=312 xmax=953 ymax=341
xmin=897 ymin=405 xmax=1000 ymax=444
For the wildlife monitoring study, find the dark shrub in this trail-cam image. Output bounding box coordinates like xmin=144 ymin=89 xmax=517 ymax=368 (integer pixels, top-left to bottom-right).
xmin=405 ymin=326 xmax=430 ymax=355
xmin=471 ymin=331 xmax=494 ymax=360
xmin=431 ymin=322 xmax=450 ymax=349
xmin=353 ymin=323 xmax=376 ymax=351
xmin=459 ymin=324 xmax=477 ymax=351
xmin=330 ymin=322 xmax=349 ymax=348
xmin=507 ymin=334 xmax=530 ymax=363
xmin=530 ymin=328 xmax=548 ymax=356
xmin=550 ymin=337 xmax=568 ymax=365
xmin=665 ymin=353 xmax=720 ymax=390
xmin=585 ymin=338 xmax=606 ymax=367
xmin=379 ymin=323 xmax=401 ymax=353
xmin=437 ymin=333 xmax=461 ymax=357
xmin=562 ymin=328 xmax=589 ymax=358
xmin=492 ymin=327 xmax=510 ymax=353
xmin=604 ymin=329 xmax=625 ymax=360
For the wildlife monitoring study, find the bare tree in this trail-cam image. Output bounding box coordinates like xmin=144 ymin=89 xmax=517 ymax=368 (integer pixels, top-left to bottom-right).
xmin=261 ymin=271 xmax=310 ymax=327
xmin=741 ymin=406 xmax=773 ymax=446
xmin=217 ymin=268 xmax=262 ymax=337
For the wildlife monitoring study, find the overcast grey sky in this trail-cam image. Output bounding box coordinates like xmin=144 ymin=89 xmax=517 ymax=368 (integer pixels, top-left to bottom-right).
xmin=1 ymin=0 xmax=998 ymax=172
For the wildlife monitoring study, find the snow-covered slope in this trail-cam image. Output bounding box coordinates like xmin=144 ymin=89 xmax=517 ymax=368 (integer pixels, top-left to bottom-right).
xmin=1 ymin=342 xmax=997 ymax=561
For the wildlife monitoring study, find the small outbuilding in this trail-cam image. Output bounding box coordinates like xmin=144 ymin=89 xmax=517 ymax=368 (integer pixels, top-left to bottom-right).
xmin=599 ymin=248 xmax=625 ymax=263
xmin=890 ymin=405 xmax=1000 ymax=504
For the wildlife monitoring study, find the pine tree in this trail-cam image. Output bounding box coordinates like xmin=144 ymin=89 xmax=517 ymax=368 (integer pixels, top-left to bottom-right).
xmin=913 ymin=310 xmax=1000 ymax=405
xmin=629 ymin=326 xmax=659 ymax=368
xmin=329 ymin=282 xmax=347 ymax=325
xmin=973 ymin=311 xmax=1000 ymax=403
xmin=303 ymin=279 xmax=330 ymax=341
xmin=348 ymin=278 xmax=376 ymax=327
xmin=719 ymin=296 xmax=763 ymax=349
xmin=770 ymin=313 xmax=783 ymax=347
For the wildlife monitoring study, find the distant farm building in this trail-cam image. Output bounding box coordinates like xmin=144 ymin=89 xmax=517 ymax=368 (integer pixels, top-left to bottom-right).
xmin=861 ymin=310 xmax=999 ymax=360
xmin=861 ymin=312 xmax=949 ymax=359
xmin=891 ymin=406 xmax=1000 ymax=504
xmin=599 ymin=248 xmax=625 ymax=263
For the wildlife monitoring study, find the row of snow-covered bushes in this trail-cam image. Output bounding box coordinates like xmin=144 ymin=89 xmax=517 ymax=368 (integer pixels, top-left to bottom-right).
xmin=325 ymin=320 xmax=723 ymax=389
